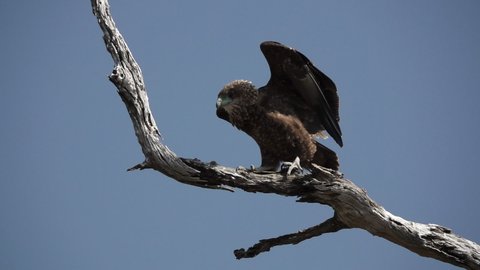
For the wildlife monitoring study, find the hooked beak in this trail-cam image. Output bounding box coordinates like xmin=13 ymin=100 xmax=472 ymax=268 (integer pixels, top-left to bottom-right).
xmin=216 ymin=98 xmax=229 ymax=122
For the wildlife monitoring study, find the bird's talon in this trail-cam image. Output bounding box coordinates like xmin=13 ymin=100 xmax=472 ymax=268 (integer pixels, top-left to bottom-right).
xmin=280 ymin=157 xmax=303 ymax=175
xmin=236 ymin=166 xmax=247 ymax=172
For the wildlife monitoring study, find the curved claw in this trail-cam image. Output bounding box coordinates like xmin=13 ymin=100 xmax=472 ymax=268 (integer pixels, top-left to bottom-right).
xmin=281 ymin=157 xmax=303 ymax=175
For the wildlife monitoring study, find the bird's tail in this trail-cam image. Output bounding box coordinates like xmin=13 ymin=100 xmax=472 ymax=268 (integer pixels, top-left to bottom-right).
xmin=312 ymin=141 xmax=339 ymax=171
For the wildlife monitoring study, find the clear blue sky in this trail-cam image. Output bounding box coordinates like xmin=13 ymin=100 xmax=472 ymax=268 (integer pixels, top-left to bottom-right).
xmin=1 ymin=0 xmax=479 ymax=269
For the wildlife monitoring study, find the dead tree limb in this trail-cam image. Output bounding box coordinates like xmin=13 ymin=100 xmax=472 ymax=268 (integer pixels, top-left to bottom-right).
xmin=91 ymin=1 xmax=480 ymax=269
xmin=233 ymin=215 xmax=346 ymax=259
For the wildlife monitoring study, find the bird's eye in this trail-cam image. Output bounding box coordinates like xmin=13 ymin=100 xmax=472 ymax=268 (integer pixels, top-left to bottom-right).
xmin=223 ymin=92 xmax=236 ymax=101
xmin=224 ymin=95 xmax=233 ymax=103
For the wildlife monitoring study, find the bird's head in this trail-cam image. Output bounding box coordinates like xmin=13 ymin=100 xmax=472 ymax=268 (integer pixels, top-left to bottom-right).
xmin=216 ymin=80 xmax=258 ymax=123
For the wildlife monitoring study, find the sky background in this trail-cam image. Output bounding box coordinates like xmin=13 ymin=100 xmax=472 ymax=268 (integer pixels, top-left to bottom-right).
xmin=1 ymin=0 xmax=479 ymax=269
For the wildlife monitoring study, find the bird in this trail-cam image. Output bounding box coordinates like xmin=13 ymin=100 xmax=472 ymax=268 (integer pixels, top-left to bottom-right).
xmin=216 ymin=41 xmax=343 ymax=172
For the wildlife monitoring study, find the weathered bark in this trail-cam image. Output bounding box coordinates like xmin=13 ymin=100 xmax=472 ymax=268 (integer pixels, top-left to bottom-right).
xmin=91 ymin=1 xmax=480 ymax=269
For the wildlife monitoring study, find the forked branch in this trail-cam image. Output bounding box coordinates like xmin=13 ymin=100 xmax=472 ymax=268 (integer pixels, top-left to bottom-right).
xmin=91 ymin=1 xmax=480 ymax=268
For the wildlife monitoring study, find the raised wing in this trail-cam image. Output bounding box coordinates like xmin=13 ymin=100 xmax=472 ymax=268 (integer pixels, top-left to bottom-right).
xmin=260 ymin=41 xmax=343 ymax=147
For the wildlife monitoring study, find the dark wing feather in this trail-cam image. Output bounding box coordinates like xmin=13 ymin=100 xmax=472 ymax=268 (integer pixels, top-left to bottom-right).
xmin=297 ymin=51 xmax=340 ymax=123
xmin=259 ymin=41 xmax=343 ymax=147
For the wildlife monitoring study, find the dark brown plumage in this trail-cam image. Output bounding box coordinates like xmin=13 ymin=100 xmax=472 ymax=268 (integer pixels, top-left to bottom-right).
xmin=216 ymin=41 xmax=342 ymax=171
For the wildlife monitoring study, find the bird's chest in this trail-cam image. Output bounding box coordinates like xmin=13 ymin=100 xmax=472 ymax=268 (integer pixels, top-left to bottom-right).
xmin=230 ymin=106 xmax=262 ymax=133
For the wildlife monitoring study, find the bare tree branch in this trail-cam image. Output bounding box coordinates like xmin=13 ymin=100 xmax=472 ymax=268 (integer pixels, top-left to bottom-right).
xmin=234 ymin=215 xmax=347 ymax=259
xmin=91 ymin=1 xmax=480 ymax=269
